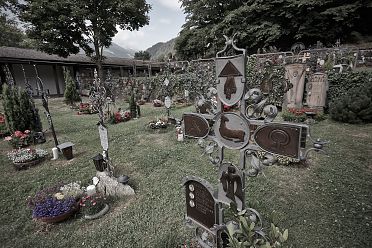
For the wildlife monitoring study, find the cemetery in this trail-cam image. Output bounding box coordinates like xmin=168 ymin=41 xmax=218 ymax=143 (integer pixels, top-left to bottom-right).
xmin=1 ymin=1 xmax=372 ymax=247
xmin=1 ymin=35 xmax=371 ymax=247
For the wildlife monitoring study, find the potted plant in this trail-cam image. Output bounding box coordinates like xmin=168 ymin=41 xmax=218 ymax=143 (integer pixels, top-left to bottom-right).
xmin=27 ymin=183 xmax=80 ymax=223
xmin=4 ymin=130 xmax=32 ymax=148
xmin=79 ymin=194 xmax=109 ymax=220
xmin=7 ymin=148 xmax=48 ymax=170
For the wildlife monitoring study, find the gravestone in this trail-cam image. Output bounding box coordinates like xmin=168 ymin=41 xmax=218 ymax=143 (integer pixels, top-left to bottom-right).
xmin=306 ymin=72 xmax=328 ymax=110
xmin=183 ymin=177 xmax=218 ymax=229
xmin=284 ymin=63 xmax=306 ymax=109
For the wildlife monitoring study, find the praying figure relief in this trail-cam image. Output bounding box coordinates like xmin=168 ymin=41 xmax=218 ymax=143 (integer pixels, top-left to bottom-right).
xmin=220 ymin=166 xmax=243 ymax=203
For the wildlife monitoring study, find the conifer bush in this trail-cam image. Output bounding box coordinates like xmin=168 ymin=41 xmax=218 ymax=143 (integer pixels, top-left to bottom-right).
xmin=329 ymin=82 xmax=372 ymax=124
xmin=63 ymin=67 xmax=81 ymax=105
xmin=2 ymin=84 xmax=42 ymax=132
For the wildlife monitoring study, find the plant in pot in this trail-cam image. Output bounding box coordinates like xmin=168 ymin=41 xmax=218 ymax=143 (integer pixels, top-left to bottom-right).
xmin=7 ymin=148 xmax=48 ymax=170
xmin=79 ymin=193 xmax=109 ymax=220
xmin=27 ymin=183 xmax=80 ymax=223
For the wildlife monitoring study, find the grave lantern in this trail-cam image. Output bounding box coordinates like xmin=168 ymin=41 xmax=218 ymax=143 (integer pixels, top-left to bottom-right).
xmin=92 ymin=153 xmax=106 ymax=172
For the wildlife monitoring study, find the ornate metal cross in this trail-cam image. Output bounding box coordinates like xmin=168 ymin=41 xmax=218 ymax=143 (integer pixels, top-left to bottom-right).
xmin=182 ymin=36 xmax=326 ymax=247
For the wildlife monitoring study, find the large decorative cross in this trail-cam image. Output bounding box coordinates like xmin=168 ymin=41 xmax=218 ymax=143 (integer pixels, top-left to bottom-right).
xmin=182 ymin=35 xmax=326 ymax=247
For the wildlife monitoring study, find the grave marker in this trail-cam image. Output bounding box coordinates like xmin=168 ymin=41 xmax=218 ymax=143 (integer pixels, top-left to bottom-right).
xmin=181 ymin=35 xmax=326 ymax=247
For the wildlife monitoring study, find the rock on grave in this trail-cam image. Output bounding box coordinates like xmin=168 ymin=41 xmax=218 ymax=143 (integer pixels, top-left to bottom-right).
xmin=96 ymin=172 xmax=135 ymax=197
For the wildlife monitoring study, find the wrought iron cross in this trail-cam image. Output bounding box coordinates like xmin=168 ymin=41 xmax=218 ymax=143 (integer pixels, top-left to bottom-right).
xmin=182 ymin=35 xmax=326 ymax=247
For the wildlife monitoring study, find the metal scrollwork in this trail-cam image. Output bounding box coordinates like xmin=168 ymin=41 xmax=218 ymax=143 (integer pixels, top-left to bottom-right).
xmin=244 ymin=88 xmax=278 ymax=121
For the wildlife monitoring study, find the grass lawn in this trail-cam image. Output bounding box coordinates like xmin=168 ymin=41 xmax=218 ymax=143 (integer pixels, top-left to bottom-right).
xmin=0 ymin=98 xmax=371 ymax=248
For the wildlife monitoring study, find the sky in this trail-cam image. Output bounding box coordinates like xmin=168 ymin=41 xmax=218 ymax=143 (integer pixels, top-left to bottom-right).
xmin=112 ymin=0 xmax=186 ymax=51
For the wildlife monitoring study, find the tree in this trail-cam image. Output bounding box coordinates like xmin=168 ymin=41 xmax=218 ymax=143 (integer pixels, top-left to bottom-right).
xmin=63 ymin=67 xmax=81 ymax=105
xmin=176 ymin=0 xmax=372 ymax=59
xmin=20 ymin=0 xmax=151 ymax=82
xmin=2 ymin=84 xmax=42 ymax=132
xmin=134 ymin=50 xmax=151 ymax=60
xmin=0 ymin=0 xmax=28 ymax=47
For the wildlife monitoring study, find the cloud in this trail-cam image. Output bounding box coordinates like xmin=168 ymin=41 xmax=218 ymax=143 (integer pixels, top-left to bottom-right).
xmin=113 ymin=29 xmax=146 ymax=50
xmin=157 ymin=0 xmax=182 ymax=10
xmin=159 ymin=18 xmax=171 ymax=24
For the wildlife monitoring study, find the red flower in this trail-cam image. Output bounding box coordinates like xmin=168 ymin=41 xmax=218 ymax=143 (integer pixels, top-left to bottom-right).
xmin=14 ymin=131 xmax=23 ymax=138
xmin=0 ymin=115 xmax=5 ymax=123
xmin=114 ymin=112 xmax=122 ymax=123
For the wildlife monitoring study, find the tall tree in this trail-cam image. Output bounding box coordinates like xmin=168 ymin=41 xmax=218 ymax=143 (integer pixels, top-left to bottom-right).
xmin=176 ymin=0 xmax=372 ymax=59
xmin=134 ymin=50 xmax=151 ymax=60
xmin=20 ymin=0 xmax=151 ymax=81
xmin=0 ymin=0 xmax=27 ymax=47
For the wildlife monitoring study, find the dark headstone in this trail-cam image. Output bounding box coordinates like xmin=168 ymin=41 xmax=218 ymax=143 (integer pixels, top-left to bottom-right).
xmin=184 ymin=179 xmax=216 ymax=229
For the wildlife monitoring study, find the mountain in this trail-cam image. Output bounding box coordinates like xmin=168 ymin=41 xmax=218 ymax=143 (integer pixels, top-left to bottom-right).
xmin=79 ymin=42 xmax=136 ymax=58
xmin=146 ymin=38 xmax=176 ymax=61
xmin=103 ymin=42 xmax=136 ymax=58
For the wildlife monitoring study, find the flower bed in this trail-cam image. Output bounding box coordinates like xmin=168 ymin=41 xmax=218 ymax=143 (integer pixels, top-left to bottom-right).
xmin=4 ymin=130 xmax=33 ymax=148
xmin=77 ymin=102 xmax=97 ymax=115
xmin=27 ymin=182 xmax=84 ymax=223
xmin=80 ymin=194 xmax=109 ymax=219
xmin=282 ymin=107 xmax=326 ymax=122
xmin=7 ymin=148 xmax=48 ymax=170
xmin=148 ymin=118 xmax=168 ymax=129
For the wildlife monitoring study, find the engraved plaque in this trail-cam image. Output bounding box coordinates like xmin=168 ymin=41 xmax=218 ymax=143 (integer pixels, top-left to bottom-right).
xmin=183 ymin=113 xmax=210 ymax=138
xmin=216 ymin=55 xmax=245 ymax=106
xmin=214 ymin=113 xmax=249 ymax=149
xmin=254 ymin=123 xmax=302 ymax=158
xmin=306 ymin=72 xmax=327 ymax=109
xmin=98 ymin=124 xmax=109 ymax=151
xmin=185 ymin=180 xmax=216 ymax=229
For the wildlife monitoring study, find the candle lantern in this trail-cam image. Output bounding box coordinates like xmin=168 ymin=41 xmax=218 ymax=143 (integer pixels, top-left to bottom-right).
xmin=92 ymin=153 xmax=107 ymax=172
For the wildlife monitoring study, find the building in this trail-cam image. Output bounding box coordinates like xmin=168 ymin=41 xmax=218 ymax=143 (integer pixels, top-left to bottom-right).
xmin=0 ymin=46 xmax=163 ymax=96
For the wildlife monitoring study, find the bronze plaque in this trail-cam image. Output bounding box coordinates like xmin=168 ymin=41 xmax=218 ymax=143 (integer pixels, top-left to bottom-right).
xmin=185 ymin=180 xmax=216 ymax=229
xmin=254 ymin=123 xmax=301 ymax=158
xmin=214 ymin=113 xmax=250 ymax=149
xmin=183 ymin=113 xmax=210 ymax=138
xmin=216 ymin=55 xmax=245 ymax=106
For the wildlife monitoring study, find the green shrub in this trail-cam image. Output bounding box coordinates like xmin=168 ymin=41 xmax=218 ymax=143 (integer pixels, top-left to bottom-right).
xmin=2 ymin=84 xmax=42 ymax=132
xmin=281 ymin=111 xmax=306 ymax=122
xmin=329 ymin=82 xmax=372 ymax=124
xmin=63 ymin=67 xmax=81 ymax=105
xmin=328 ymin=71 xmax=372 ymax=103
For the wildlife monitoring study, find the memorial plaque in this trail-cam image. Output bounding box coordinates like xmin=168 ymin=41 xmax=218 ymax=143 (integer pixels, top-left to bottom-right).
xmin=254 ymin=123 xmax=302 ymax=158
xmin=284 ymin=63 xmax=306 ymax=108
xmin=164 ymin=96 xmax=172 ymax=109
xmin=216 ymin=54 xmax=245 ymax=106
xmin=183 ymin=113 xmax=210 ymax=138
xmin=98 ymin=123 xmax=109 ymax=151
xmin=306 ymin=72 xmax=328 ymax=109
xmin=218 ymin=163 xmax=244 ymax=210
xmin=184 ymin=179 xmax=217 ymax=229
xmin=214 ymin=113 xmax=250 ymax=149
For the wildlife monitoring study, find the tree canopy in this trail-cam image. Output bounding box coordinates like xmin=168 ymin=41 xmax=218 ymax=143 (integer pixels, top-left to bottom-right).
xmin=0 ymin=0 xmax=30 ymax=48
xmin=175 ymin=0 xmax=372 ymax=60
xmin=134 ymin=50 xmax=151 ymax=60
xmin=20 ymin=0 xmax=151 ymax=80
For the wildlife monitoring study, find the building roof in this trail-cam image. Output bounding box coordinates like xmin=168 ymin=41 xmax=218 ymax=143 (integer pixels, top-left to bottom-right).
xmin=0 ymin=46 xmax=163 ymax=68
